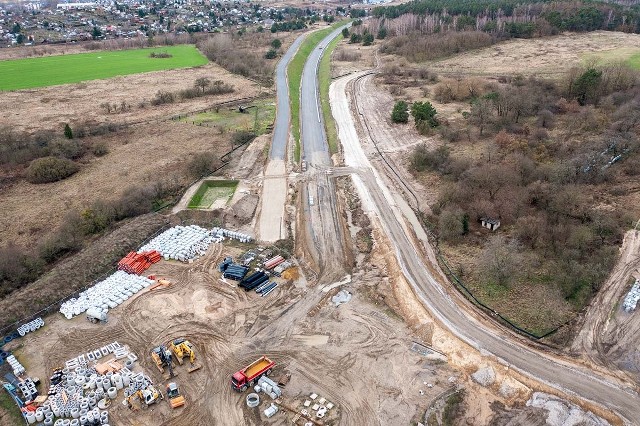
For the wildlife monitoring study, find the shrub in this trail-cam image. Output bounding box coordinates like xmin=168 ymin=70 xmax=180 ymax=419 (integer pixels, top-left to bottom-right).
xmin=149 ymin=51 xmax=172 ymax=58
xmin=265 ymin=48 xmax=277 ymax=59
xmin=391 ymin=101 xmax=409 ymax=123
xmin=50 ymin=138 xmax=83 ymax=159
xmin=232 ymin=131 xmax=257 ymax=146
xmin=188 ymin=152 xmax=220 ymax=178
xmin=25 ymin=157 xmax=80 ymax=184
xmin=151 ymin=91 xmax=175 ymax=105
xmin=92 ymin=141 xmax=109 ymax=157
xmin=334 ymin=48 xmax=361 ymax=61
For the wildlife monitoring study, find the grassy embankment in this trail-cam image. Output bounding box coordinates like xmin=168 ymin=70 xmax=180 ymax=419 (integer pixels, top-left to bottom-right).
xmin=0 ymin=45 xmax=207 ymax=90
xmin=188 ymin=180 xmax=238 ymax=209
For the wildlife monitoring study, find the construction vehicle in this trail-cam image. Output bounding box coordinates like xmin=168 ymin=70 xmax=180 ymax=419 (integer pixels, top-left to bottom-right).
xmin=151 ymin=345 xmax=175 ymax=379
xmin=125 ymin=385 xmax=163 ymax=409
xmin=168 ymin=338 xmax=202 ymax=373
xmin=166 ymin=382 xmax=186 ymax=408
xmin=231 ymin=356 xmax=275 ymax=392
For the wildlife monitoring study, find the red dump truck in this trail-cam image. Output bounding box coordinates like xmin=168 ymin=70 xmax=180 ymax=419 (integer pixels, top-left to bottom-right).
xmin=231 ymin=356 xmax=275 ymax=392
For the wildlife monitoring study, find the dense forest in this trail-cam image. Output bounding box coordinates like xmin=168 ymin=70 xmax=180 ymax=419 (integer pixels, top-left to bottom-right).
xmin=373 ymin=0 xmax=640 ymax=36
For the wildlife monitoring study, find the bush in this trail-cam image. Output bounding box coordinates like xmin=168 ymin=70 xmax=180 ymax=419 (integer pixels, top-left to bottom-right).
xmin=50 ymin=138 xmax=83 ymax=159
xmin=410 ymin=144 xmax=450 ymax=173
xmin=391 ymin=101 xmax=409 ymax=123
xmin=25 ymin=157 xmax=80 ymax=184
xmin=92 ymin=141 xmax=109 ymax=157
xmin=265 ymin=48 xmax=277 ymax=59
xmin=334 ymin=48 xmax=361 ymax=61
xmin=188 ymin=152 xmax=220 ymax=178
xmin=232 ymin=131 xmax=257 ymax=146
xmin=149 ymin=51 xmax=172 ymax=58
xmin=151 ymin=90 xmax=175 ymax=105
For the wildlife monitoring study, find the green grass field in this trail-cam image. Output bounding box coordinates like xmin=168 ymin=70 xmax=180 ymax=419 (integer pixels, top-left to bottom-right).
xmin=180 ymin=99 xmax=275 ymax=134
xmin=288 ymin=21 xmax=347 ymax=162
xmin=188 ymin=180 xmax=238 ymax=209
xmin=0 ymin=45 xmax=208 ymax=91
xmin=582 ymin=47 xmax=640 ymax=69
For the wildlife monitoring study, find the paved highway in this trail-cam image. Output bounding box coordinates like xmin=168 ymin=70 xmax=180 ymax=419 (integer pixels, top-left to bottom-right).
xmin=270 ymin=34 xmax=306 ymax=160
xmin=328 ymin=72 xmax=640 ymax=424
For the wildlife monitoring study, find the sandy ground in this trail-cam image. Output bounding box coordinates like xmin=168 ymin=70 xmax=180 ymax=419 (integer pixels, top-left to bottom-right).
xmin=8 ymin=240 xmax=461 ymax=426
xmin=428 ymin=31 xmax=640 ymax=77
xmin=0 ymin=62 xmax=261 ymax=133
xmin=258 ymin=159 xmax=288 ymax=242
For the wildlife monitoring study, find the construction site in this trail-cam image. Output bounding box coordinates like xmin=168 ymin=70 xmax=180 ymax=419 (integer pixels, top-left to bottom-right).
xmin=4 ymin=8 xmax=640 ymax=426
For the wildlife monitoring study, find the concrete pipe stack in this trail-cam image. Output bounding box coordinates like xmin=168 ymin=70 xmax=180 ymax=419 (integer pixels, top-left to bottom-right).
xmin=17 ymin=317 xmax=45 ymax=336
xmin=217 ymin=227 xmax=253 ymax=243
xmin=7 ymin=354 xmax=25 ymax=376
xmin=59 ymin=271 xmax=153 ymax=319
xmin=138 ymin=225 xmax=220 ymax=262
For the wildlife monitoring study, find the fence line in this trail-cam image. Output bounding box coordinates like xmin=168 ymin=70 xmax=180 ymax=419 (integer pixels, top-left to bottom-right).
xmin=0 ymin=224 xmax=172 ymax=339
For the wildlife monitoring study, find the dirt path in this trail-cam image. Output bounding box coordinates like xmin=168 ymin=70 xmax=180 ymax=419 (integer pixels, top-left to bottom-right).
xmin=571 ymin=230 xmax=640 ymax=374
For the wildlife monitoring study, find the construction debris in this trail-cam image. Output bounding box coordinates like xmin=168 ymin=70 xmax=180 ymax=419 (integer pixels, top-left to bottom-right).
xmin=331 ymin=290 xmax=352 ymax=307
xmin=471 ymin=366 xmax=496 ymax=387
xmin=623 ymin=279 xmax=640 ymax=312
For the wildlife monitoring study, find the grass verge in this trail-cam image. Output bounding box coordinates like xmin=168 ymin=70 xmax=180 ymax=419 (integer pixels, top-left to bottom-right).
xmin=319 ymin=34 xmax=342 ymax=155
xmin=288 ymin=21 xmax=347 ymax=163
xmin=0 ymin=388 xmax=25 ymax=425
xmin=188 ymin=180 xmax=238 ymax=209
xmin=0 ymin=45 xmax=207 ymax=90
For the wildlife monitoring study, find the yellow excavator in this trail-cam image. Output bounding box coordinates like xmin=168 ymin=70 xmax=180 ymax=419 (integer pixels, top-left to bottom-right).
xmin=151 ymin=345 xmax=175 ymax=380
xmin=125 ymin=385 xmax=164 ymax=409
xmin=168 ymin=338 xmax=202 ymax=373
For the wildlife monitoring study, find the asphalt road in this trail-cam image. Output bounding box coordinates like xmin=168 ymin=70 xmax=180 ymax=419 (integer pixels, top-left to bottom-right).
xmin=300 ymin=25 xmax=349 ymax=166
xmin=330 ymin=72 xmax=640 ymax=424
xmin=270 ymin=34 xmax=306 ymax=160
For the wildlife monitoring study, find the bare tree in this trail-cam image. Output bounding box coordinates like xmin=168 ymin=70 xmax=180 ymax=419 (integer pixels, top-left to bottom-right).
xmin=479 ymin=235 xmax=523 ymax=288
xmin=195 ymin=77 xmax=211 ymax=94
xmin=468 ymin=98 xmax=493 ymax=135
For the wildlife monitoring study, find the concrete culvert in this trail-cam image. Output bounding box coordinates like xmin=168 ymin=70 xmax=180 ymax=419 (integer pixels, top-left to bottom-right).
xmin=246 ymin=393 xmax=260 ymax=408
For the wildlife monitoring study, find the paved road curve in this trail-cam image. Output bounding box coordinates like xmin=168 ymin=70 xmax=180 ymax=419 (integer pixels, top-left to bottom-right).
xmin=330 ymin=72 xmax=640 ymax=424
xmin=270 ymin=34 xmax=306 ymax=160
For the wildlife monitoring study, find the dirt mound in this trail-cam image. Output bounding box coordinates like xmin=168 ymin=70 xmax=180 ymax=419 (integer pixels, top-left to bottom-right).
xmin=225 ymin=194 xmax=259 ymax=227
xmin=0 ymin=213 xmax=168 ymax=330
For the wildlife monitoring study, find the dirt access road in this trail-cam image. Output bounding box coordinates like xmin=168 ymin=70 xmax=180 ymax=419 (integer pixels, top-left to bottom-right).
xmin=330 ymin=71 xmax=640 ymax=424
xmin=572 ymin=230 xmax=640 ymax=378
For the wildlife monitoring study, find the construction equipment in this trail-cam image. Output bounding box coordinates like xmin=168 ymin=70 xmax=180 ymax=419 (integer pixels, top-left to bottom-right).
xmin=151 ymin=345 xmax=175 ymax=379
xmin=168 ymin=338 xmax=202 ymax=373
xmin=166 ymin=382 xmax=186 ymax=408
xmin=126 ymin=385 xmax=163 ymax=409
xmin=231 ymin=356 xmax=276 ymax=392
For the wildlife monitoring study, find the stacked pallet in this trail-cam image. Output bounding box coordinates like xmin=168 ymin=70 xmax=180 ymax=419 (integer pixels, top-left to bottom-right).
xmin=117 ymin=251 xmax=162 ymax=274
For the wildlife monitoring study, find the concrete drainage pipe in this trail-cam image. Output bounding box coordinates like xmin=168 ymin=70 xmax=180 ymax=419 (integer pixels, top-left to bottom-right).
xmin=246 ymin=393 xmax=260 ymax=408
